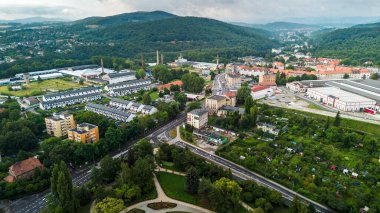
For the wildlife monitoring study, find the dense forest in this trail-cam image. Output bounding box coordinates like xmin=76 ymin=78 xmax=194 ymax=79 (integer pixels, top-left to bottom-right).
xmin=0 ymin=11 xmax=277 ymax=78
xmin=313 ymin=22 xmax=380 ymax=66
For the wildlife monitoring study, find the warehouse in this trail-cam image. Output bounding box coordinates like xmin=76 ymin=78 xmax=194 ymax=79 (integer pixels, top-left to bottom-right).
xmin=306 ymin=87 xmax=376 ymax=112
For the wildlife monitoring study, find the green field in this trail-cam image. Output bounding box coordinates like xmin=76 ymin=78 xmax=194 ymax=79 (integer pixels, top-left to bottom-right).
xmin=306 ymin=103 xmax=325 ymax=111
xmin=156 ymin=172 xmax=200 ymax=206
xmin=0 ymin=79 xmax=83 ymax=97
xmin=150 ymin=91 xmax=159 ymax=101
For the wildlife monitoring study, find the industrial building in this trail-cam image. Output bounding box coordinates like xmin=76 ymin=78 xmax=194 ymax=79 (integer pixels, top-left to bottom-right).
xmin=307 ymin=87 xmax=376 ymax=112
xmin=102 ymin=71 xmax=136 ymax=84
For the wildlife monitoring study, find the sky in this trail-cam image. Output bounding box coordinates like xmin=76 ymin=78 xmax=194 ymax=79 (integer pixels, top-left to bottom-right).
xmin=0 ymin=0 xmax=380 ymax=23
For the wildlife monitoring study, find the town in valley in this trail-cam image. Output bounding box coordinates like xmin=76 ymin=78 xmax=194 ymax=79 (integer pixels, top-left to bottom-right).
xmin=0 ymin=1 xmax=379 ymax=213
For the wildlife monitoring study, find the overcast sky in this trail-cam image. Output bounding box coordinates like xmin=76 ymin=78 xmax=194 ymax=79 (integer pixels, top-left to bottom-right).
xmin=0 ymin=0 xmax=379 ymax=23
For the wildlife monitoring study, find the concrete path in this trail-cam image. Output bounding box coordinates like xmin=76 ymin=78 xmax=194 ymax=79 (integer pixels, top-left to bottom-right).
xmin=122 ymin=174 xmax=213 ymax=213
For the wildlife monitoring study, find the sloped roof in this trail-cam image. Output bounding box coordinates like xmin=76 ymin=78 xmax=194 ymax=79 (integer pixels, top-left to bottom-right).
xmin=9 ymin=157 xmax=43 ymax=177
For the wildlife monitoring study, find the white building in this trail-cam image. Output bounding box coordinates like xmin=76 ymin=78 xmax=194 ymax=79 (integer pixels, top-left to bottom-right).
xmin=237 ymin=66 xmax=271 ymax=77
xmin=105 ymin=79 xmax=152 ymax=97
xmin=257 ymin=122 xmax=280 ymax=135
xmin=85 ymin=103 xmax=136 ymax=123
xmin=286 ymin=81 xmax=308 ymax=93
xmin=187 ymin=109 xmax=208 ymax=129
xmin=307 ymin=87 xmax=376 ymax=112
xmin=103 ymin=71 xmax=136 ymax=84
xmin=109 ymin=98 xmax=158 ymax=115
xmin=251 ymin=86 xmax=274 ymax=100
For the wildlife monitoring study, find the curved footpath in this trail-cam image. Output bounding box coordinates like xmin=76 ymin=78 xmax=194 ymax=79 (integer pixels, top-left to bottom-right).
xmin=122 ymin=174 xmax=213 ymax=213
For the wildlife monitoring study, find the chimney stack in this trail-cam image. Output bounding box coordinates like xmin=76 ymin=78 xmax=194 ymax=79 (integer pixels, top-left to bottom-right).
xmin=101 ymin=58 xmax=104 ymax=74
xmin=156 ymin=50 xmax=159 ymax=65
xmin=141 ymin=54 xmax=145 ymax=70
xmin=161 ymin=54 xmax=164 ymax=65
xmin=23 ymin=73 xmax=30 ymax=89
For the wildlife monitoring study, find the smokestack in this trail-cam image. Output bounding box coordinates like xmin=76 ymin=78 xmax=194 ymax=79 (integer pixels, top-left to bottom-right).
xmin=216 ymin=54 xmax=219 ymax=66
xmin=161 ymin=54 xmax=164 ymax=65
xmin=23 ymin=73 xmax=30 ymax=89
xmin=141 ymin=54 xmax=145 ymax=70
xmin=101 ymin=58 xmax=104 ymax=74
xmin=156 ymin=50 xmax=159 ymax=65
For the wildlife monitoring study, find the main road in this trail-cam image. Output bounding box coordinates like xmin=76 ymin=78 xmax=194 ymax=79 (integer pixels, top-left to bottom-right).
xmin=168 ymin=132 xmax=334 ymax=213
xmin=9 ymin=114 xmax=186 ymax=213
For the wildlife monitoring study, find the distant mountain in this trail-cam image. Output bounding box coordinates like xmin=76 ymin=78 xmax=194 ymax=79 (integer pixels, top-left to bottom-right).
xmin=73 ymin=11 xmax=176 ymax=27
xmin=313 ymin=22 xmax=380 ymax=66
xmin=0 ymin=17 xmax=68 ymax=24
xmin=283 ymin=16 xmax=380 ymax=28
xmin=233 ymin=21 xmax=322 ymax=32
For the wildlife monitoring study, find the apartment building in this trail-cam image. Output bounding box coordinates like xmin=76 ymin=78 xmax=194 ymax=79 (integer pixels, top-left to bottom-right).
xmin=104 ymin=79 xmax=152 ymax=97
xmin=85 ymin=103 xmax=136 ymax=122
xmin=259 ymin=73 xmax=277 ymax=86
xmin=45 ymin=112 xmax=76 ymax=137
xmin=205 ymin=95 xmax=236 ymax=113
xmin=187 ymin=109 xmax=208 ymax=129
xmin=68 ymin=123 xmax=99 ymax=143
xmin=40 ymin=86 xmax=102 ymax=110
xmin=225 ymin=73 xmax=242 ymax=89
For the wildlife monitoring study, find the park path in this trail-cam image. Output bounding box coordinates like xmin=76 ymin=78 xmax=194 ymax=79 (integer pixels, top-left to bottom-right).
xmin=122 ymin=174 xmax=213 ymax=213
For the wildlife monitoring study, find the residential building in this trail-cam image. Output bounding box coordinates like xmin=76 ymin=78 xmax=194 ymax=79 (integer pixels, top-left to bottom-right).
xmin=205 ymin=95 xmax=236 ymax=113
xmin=286 ymin=81 xmax=308 ymax=93
xmin=273 ymin=62 xmax=285 ymax=70
xmin=187 ymin=109 xmax=208 ymax=129
xmin=225 ymin=73 xmax=241 ymax=88
xmin=102 ymin=71 xmax=136 ymax=84
xmin=157 ymin=80 xmax=183 ymax=92
xmin=259 ymin=73 xmax=277 ymax=86
xmin=45 ymin=112 xmax=76 ymax=137
xmin=23 ymin=97 xmax=40 ymax=106
xmin=307 ymin=87 xmax=376 ymax=112
xmin=109 ymin=98 xmax=158 ymax=115
xmin=85 ymin=103 xmax=136 ymax=122
xmin=68 ymin=123 xmax=99 ymax=143
xmin=257 ymin=122 xmax=280 ymax=135
xmin=40 ymin=93 xmax=102 ymax=110
xmin=42 ymin=86 xmax=102 ymax=102
xmin=105 ymin=79 xmax=151 ymax=97
xmin=4 ymin=157 xmax=44 ymax=183
xmin=217 ymin=106 xmax=244 ymax=117
xmin=237 ymin=66 xmax=271 ymax=77
xmin=251 ymin=85 xmax=274 ymax=100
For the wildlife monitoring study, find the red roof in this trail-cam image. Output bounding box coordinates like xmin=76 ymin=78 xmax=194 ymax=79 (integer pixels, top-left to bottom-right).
xmin=157 ymin=80 xmax=183 ymax=91
xmin=224 ymin=91 xmax=237 ymax=98
xmin=4 ymin=175 xmax=15 ymax=183
xmin=9 ymin=157 xmax=43 ymax=177
xmin=251 ymin=85 xmax=270 ymax=92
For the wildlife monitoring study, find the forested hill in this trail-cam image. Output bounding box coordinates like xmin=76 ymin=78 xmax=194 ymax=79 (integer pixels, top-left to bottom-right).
xmin=72 ymin=10 xmax=176 ymax=27
xmin=0 ymin=11 xmax=277 ymax=78
xmin=313 ymin=22 xmax=380 ymax=66
xmin=69 ymin=13 xmax=277 ymax=61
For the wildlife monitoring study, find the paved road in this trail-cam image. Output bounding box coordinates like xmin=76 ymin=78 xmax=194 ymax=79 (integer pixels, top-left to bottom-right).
xmin=170 ymin=137 xmax=334 ymax=213
xmin=212 ymin=73 xmax=230 ymax=95
xmin=9 ymin=114 xmax=186 ymax=213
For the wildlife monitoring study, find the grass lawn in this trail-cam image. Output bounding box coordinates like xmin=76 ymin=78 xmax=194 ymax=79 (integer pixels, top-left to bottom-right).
xmin=0 ymin=79 xmax=83 ymax=97
xmin=306 ymin=103 xmax=325 ymax=111
xmin=169 ymin=128 xmax=177 ymax=138
xmin=150 ymin=91 xmax=159 ymax=101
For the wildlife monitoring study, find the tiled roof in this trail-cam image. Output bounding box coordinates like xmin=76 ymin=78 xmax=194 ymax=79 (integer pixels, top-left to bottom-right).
xmin=251 ymin=85 xmax=270 ymax=92
xmin=41 ymin=92 xmax=101 ymax=106
xmin=207 ymin=95 xmax=226 ymax=101
xmin=189 ymin=109 xmax=208 ymax=116
xmin=9 ymin=157 xmax=43 ymax=177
